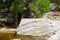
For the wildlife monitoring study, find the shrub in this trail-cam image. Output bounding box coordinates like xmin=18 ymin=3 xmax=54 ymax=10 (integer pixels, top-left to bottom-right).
xmin=30 ymin=0 xmax=50 ymax=18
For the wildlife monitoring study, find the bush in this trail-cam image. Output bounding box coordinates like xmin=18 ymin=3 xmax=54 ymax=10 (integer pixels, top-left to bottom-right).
xmin=30 ymin=0 xmax=50 ymax=18
xmin=10 ymin=0 xmax=24 ymax=14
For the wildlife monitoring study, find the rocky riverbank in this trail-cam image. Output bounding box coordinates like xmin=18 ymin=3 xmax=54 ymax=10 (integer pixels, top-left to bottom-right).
xmin=17 ymin=11 xmax=60 ymax=40
xmin=0 ymin=11 xmax=60 ymax=40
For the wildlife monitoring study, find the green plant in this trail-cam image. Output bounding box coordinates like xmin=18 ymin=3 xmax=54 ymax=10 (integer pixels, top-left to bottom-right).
xmin=10 ymin=0 xmax=24 ymax=14
xmin=30 ymin=0 xmax=50 ymax=18
xmin=10 ymin=0 xmax=25 ymax=27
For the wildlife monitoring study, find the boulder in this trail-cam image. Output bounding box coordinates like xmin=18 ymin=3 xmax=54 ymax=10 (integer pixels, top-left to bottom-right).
xmin=17 ymin=18 xmax=60 ymax=40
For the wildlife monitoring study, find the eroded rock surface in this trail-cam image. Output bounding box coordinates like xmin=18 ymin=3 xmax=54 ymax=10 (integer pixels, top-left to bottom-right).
xmin=17 ymin=18 xmax=60 ymax=40
xmin=42 ymin=11 xmax=60 ymax=21
xmin=17 ymin=12 xmax=60 ymax=40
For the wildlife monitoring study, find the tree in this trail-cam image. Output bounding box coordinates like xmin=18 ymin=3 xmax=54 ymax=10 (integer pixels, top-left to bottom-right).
xmin=0 ymin=0 xmax=51 ymax=28
xmin=30 ymin=0 xmax=50 ymax=18
xmin=10 ymin=0 xmax=24 ymax=27
xmin=0 ymin=0 xmax=6 ymax=9
xmin=0 ymin=0 xmax=14 ymax=9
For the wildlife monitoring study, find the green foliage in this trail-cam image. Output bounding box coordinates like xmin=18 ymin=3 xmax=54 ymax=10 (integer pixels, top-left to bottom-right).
xmin=24 ymin=0 xmax=31 ymax=3
xmin=0 ymin=0 xmax=14 ymax=9
xmin=0 ymin=0 xmax=5 ymax=9
xmin=30 ymin=0 xmax=50 ymax=18
xmin=0 ymin=0 xmax=50 ymax=18
xmin=10 ymin=0 xmax=24 ymax=14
